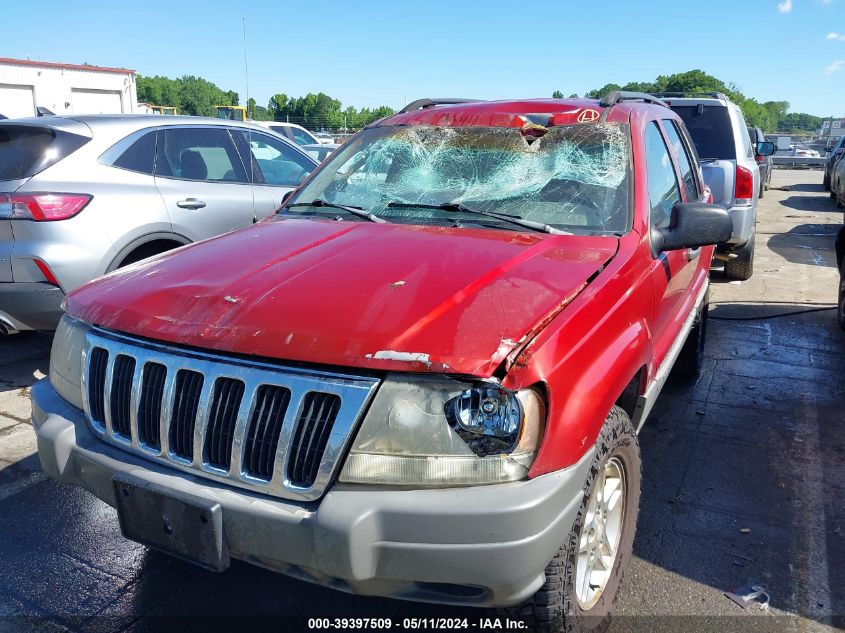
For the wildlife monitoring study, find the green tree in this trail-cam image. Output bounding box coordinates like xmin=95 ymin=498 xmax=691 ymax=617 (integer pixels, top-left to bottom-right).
xmin=552 ymin=90 xmax=564 ymax=99
xmin=585 ymin=83 xmax=622 ymax=98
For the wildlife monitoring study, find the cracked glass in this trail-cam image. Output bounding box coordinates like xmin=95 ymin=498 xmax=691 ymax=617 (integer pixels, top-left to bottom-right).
xmin=284 ymin=123 xmax=632 ymax=235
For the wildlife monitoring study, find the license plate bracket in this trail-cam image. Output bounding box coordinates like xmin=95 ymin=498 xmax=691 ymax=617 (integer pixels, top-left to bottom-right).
xmin=113 ymin=473 xmax=230 ymax=572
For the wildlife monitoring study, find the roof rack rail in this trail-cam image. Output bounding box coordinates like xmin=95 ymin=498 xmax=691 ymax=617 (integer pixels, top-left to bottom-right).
xmin=650 ymin=91 xmax=730 ymax=101
xmin=599 ymin=91 xmax=668 ymax=108
xmin=398 ymin=98 xmax=483 ymax=114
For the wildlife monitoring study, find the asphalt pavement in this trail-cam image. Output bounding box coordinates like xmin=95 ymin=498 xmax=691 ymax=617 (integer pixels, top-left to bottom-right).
xmin=0 ymin=169 xmax=842 ymax=633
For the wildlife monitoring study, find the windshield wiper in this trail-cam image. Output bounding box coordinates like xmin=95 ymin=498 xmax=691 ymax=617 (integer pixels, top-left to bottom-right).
xmin=286 ymin=199 xmax=388 ymax=224
xmin=386 ymin=202 xmax=568 ymax=235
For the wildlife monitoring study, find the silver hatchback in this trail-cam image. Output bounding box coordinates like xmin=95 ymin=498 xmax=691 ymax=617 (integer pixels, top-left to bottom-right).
xmin=0 ymin=115 xmax=318 ymax=333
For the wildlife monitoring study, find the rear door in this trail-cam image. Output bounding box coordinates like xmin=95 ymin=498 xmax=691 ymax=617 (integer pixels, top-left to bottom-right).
xmin=153 ymin=126 xmax=276 ymax=241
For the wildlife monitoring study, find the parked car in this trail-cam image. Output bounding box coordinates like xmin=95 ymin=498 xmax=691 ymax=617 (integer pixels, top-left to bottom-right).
xmin=833 ymin=153 xmax=845 ymax=209
xmin=300 ymin=142 xmax=338 ymax=162
xmin=837 ymin=227 xmax=845 ymax=330
xmin=0 ymin=115 xmax=318 ymax=334
xmin=252 ymin=121 xmax=326 ymax=147
xmin=748 ymin=126 xmax=773 ymax=197
xmin=33 ymin=93 xmax=733 ymax=633
xmin=655 ymin=92 xmax=774 ymax=280
xmin=313 ymin=131 xmax=336 ymax=145
xmin=792 ymin=144 xmax=820 ymax=158
xmin=823 ymin=135 xmax=845 ymax=191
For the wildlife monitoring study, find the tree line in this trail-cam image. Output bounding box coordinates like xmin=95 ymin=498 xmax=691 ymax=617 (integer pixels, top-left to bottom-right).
xmin=136 ymin=75 xmax=395 ymax=130
xmin=557 ymin=69 xmax=822 ymax=135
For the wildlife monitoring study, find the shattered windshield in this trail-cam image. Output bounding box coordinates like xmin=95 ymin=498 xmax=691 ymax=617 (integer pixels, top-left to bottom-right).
xmin=284 ymin=123 xmax=631 ymax=234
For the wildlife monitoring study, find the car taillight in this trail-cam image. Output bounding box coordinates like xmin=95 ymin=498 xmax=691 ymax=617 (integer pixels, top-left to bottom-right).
xmin=735 ymin=165 xmax=753 ymax=203
xmin=0 ymin=193 xmax=92 ymax=221
xmin=755 ymin=154 xmax=766 ymax=164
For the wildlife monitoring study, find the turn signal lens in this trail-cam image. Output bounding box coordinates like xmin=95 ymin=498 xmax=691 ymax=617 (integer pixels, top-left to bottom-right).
xmin=0 ymin=193 xmax=92 ymax=221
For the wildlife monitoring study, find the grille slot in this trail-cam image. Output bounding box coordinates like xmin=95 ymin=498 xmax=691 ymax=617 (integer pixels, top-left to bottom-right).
xmin=288 ymin=392 xmax=342 ymax=487
xmin=87 ymin=347 xmax=109 ymax=425
xmin=169 ymin=370 xmax=204 ymax=459
xmin=139 ymin=362 xmax=166 ymax=448
xmin=81 ymin=329 xmax=377 ymax=501
xmin=243 ymin=385 xmax=291 ymax=480
xmin=109 ymin=355 xmax=136 ymax=438
xmin=203 ymin=377 xmax=245 ymax=469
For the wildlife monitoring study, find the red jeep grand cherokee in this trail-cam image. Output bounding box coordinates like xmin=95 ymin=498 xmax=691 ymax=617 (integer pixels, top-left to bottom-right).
xmin=33 ymin=93 xmax=731 ymax=632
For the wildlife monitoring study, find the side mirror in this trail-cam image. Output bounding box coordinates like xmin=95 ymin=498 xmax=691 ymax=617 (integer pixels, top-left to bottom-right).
xmin=653 ymin=202 xmax=734 ymax=253
xmin=756 ymin=141 xmax=776 ymax=157
xmin=281 ymin=190 xmax=294 ymax=205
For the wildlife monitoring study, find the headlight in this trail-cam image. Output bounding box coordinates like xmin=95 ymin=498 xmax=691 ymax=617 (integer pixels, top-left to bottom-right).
xmin=339 ymin=374 xmax=545 ymax=487
xmin=49 ymin=315 xmax=89 ymax=410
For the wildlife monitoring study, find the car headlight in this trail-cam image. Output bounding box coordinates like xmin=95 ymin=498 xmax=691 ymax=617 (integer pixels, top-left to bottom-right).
xmin=49 ymin=315 xmax=89 ymax=410
xmin=339 ymin=374 xmax=545 ymax=487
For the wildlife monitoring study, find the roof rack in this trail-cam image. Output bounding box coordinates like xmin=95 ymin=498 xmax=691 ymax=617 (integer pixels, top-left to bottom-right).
xmin=650 ymin=91 xmax=729 ymax=101
xmin=599 ymin=91 xmax=668 ymax=108
xmin=398 ymin=98 xmax=483 ymax=114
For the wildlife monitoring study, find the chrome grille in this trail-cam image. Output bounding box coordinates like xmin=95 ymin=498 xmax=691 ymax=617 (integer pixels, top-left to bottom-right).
xmin=288 ymin=392 xmax=342 ymax=487
xmin=81 ymin=328 xmax=379 ymax=501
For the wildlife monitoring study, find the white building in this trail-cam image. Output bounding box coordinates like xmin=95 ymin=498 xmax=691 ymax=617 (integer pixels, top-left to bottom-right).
xmin=0 ymin=57 xmax=137 ymax=119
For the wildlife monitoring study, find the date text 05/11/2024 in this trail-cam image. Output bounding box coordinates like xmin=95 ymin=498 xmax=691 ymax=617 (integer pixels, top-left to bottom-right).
xmin=307 ymin=618 xmax=528 ymax=630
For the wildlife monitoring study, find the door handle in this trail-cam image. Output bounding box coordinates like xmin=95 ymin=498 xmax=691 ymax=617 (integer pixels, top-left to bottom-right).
xmin=177 ymin=198 xmax=206 ymax=210
xmin=686 ymin=247 xmax=701 ymax=262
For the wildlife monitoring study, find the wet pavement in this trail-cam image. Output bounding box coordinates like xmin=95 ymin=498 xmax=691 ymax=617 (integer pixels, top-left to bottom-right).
xmin=0 ymin=169 xmax=843 ymax=632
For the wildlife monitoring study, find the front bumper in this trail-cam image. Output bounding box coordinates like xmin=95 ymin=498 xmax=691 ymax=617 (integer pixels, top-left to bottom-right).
xmin=32 ymin=379 xmax=592 ymax=607
xmin=0 ymin=282 xmax=64 ymax=332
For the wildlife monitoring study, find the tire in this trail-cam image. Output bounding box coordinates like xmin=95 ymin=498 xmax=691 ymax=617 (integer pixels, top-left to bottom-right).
xmin=838 ymin=260 xmax=845 ymax=332
xmin=724 ymin=232 xmax=755 ymax=281
xmin=505 ymin=407 xmax=641 ymax=633
xmin=759 ymin=179 xmax=765 ymax=199
xmin=824 ymin=173 xmax=831 ymax=192
xmin=673 ymin=289 xmax=709 ymax=379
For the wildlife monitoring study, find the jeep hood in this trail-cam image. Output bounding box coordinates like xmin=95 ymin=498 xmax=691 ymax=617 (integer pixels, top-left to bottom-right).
xmin=67 ymin=218 xmax=617 ymax=376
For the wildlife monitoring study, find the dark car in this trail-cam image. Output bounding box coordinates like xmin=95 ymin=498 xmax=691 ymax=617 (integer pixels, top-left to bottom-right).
xmin=837 ymin=227 xmax=845 ymax=330
xmin=824 ymin=135 xmax=845 ymax=192
xmin=748 ymin=127 xmax=773 ymax=197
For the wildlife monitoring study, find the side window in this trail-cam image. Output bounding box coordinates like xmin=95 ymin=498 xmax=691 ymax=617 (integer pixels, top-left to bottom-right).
xmin=237 ymin=131 xmax=314 ymax=187
xmin=645 ymin=122 xmax=682 ymax=230
xmin=155 ymin=127 xmax=247 ymax=182
xmin=291 ymin=128 xmax=315 ymax=146
xmin=113 ymin=131 xmax=156 ymax=174
xmin=663 ymin=121 xmax=698 ymax=201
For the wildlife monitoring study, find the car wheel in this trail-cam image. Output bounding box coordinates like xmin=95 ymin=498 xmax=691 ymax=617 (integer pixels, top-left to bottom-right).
xmin=673 ymin=289 xmax=709 ymax=379
xmin=823 ymin=173 xmax=831 ymax=191
xmin=724 ymin=233 xmax=755 ymax=281
xmin=759 ymin=179 xmax=765 ymax=199
xmin=839 ymin=260 xmax=845 ymax=332
xmin=505 ymin=406 xmax=641 ymax=633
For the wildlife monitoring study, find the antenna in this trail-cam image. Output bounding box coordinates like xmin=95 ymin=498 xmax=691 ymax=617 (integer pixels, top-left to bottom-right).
xmin=243 ymin=17 xmax=257 ymax=224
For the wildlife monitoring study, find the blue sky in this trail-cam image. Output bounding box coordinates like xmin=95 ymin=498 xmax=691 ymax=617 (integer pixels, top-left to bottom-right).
xmin=4 ymin=0 xmax=844 ymax=115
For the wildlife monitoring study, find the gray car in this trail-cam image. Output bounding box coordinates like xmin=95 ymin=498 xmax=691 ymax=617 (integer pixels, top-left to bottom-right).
xmin=748 ymin=126 xmax=773 ymax=197
xmin=654 ymin=92 xmax=774 ymax=280
xmin=0 ymin=115 xmax=318 ymax=334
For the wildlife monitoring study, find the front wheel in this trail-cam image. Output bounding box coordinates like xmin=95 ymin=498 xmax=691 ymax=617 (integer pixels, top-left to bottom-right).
xmin=506 ymin=407 xmax=641 ymax=633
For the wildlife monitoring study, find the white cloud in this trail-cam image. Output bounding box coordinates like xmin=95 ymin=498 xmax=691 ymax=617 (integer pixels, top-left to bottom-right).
xmin=827 ymin=32 xmax=845 ymax=40
xmin=822 ymin=0 xmax=833 ymax=4
xmin=778 ymin=0 xmax=793 ymax=12
xmin=825 ymin=59 xmax=845 ymax=73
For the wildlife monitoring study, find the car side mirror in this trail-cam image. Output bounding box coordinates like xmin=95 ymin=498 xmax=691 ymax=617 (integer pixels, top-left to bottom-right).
xmin=756 ymin=141 xmax=776 ymax=157
xmin=281 ymin=190 xmax=294 ymax=205
xmin=653 ymin=202 xmax=734 ymax=253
